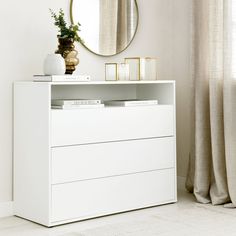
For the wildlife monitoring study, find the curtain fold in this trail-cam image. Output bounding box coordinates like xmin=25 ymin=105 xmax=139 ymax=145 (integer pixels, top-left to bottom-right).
xmin=186 ymin=0 xmax=236 ymax=206
xmin=224 ymin=80 xmax=236 ymax=206
xmin=116 ymin=0 xmax=128 ymax=52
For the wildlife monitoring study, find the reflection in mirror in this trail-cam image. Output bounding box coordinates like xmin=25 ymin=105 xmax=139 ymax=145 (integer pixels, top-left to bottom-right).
xmin=71 ymin=0 xmax=139 ymax=56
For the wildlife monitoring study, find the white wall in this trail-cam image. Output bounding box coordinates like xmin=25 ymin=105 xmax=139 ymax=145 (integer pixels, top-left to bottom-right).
xmin=0 ymin=0 xmax=191 ymax=204
xmin=173 ymin=0 xmax=192 ymax=179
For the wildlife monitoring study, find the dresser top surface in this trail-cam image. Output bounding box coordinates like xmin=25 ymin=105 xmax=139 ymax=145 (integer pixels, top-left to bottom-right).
xmin=15 ymin=80 xmax=175 ymax=86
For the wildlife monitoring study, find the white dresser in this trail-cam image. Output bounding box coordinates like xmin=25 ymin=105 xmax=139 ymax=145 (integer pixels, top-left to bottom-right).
xmin=14 ymin=80 xmax=177 ymax=227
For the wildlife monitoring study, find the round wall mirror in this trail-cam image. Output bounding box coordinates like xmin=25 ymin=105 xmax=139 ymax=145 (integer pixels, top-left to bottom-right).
xmin=70 ymin=0 xmax=139 ymax=56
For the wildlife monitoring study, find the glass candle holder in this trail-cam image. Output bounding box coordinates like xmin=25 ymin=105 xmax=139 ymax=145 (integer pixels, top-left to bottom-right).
xmin=125 ymin=58 xmax=140 ymax=81
xmin=118 ymin=63 xmax=130 ymax=80
xmin=125 ymin=57 xmax=157 ymax=81
xmin=105 ymin=63 xmax=118 ymax=81
xmin=143 ymin=57 xmax=157 ymax=81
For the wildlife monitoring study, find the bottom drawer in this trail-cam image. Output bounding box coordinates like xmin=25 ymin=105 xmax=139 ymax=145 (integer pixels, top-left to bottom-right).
xmin=51 ymin=169 xmax=176 ymax=223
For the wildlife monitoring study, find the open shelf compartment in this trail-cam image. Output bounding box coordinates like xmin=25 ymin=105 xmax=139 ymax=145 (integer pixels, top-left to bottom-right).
xmin=50 ymin=81 xmax=175 ymax=109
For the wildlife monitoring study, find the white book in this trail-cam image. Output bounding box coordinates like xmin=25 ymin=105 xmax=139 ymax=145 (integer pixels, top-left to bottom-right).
xmin=33 ymin=75 xmax=91 ymax=82
xmin=52 ymin=99 xmax=101 ymax=106
xmin=51 ymin=104 xmax=104 ymax=110
xmin=104 ymin=99 xmax=158 ymax=107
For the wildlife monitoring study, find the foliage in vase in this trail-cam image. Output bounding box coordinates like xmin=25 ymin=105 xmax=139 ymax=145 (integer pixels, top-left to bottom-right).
xmin=50 ymin=8 xmax=83 ymax=43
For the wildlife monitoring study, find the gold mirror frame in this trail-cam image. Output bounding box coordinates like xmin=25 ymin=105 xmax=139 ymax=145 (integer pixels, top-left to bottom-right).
xmin=70 ymin=0 xmax=139 ymax=57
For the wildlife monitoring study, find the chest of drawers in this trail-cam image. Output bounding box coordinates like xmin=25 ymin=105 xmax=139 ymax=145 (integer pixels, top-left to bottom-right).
xmin=14 ymin=80 xmax=177 ymax=227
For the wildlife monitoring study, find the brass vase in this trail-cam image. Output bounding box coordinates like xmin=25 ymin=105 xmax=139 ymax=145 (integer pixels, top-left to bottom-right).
xmin=56 ymin=37 xmax=79 ymax=74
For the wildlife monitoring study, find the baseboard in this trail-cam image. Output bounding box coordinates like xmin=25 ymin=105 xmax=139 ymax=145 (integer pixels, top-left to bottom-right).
xmin=177 ymin=176 xmax=186 ymax=191
xmin=0 ymin=201 xmax=13 ymax=218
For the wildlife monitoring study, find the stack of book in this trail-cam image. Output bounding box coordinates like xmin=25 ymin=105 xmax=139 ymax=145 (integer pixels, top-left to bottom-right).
xmin=104 ymin=99 xmax=158 ymax=107
xmin=34 ymin=75 xmax=91 ymax=82
xmin=51 ymin=99 xmax=104 ymax=109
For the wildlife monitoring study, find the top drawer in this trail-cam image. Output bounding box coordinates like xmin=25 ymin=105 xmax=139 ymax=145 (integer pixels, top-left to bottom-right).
xmin=51 ymin=105 xmax=174 ymax=147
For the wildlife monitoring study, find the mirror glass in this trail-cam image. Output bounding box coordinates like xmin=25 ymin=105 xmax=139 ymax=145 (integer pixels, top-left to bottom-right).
xmin=71 ymin=0 xmax=139 ymax=56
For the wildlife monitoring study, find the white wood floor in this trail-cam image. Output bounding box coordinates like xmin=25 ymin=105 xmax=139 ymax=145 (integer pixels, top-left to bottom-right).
xmin=0 ymin=191 xmax=236 ymax=236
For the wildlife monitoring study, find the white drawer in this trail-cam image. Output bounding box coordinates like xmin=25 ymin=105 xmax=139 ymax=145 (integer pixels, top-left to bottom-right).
xmin=51 ymin=137 xmax=175 ymax=184
xmin=51 ymin=169 xmax=176 ymax=222
xmin=51 ymin=105 xmax=174 ymax=146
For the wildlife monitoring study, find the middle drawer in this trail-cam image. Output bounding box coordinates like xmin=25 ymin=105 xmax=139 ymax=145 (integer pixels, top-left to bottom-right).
xmin=51 ymin=137 xmax=175 ymax=184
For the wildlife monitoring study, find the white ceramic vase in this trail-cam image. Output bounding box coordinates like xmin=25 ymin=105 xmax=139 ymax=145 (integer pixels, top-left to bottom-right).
xmin=43 ymin=54 xmax=66 ymax=75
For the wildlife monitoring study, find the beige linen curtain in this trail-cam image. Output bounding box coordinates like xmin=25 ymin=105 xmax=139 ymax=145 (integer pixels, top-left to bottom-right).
xmin=99 ymin=0 xmax=118 ymax=55
xmin=186 ymin=0 xmax=236 ymax=206
xmin=99 ymin=0 xmax=134 ymax=55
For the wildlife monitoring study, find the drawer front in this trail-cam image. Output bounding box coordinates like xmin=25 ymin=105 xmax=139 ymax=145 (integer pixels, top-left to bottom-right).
xmin=51 ymin=105 xmax=174 ymax=146
xmin=51 ymin=169 xmax=176 ymax=222
xmin=51 ymin=137 xmax=175 ymax=184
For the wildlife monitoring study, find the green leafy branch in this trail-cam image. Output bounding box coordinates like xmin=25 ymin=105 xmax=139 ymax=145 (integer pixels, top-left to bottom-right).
xmin=49 ymin=8 xmax=83 ymax=43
